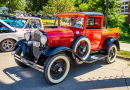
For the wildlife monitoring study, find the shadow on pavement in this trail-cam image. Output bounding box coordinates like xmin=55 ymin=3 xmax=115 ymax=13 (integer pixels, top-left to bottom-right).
xmin=1 ymin=60 xmax=130 ymax=90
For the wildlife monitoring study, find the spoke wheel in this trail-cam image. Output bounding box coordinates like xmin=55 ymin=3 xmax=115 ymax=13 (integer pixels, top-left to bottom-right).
xmin=44 ymin=54 xmax=70 ymax=84
xmin=105 ymin=44 xmax=117 ymax=64
xmin=76 ymin=41 xmax=88 ymax=57
xmin=0 ymin=39 xmax=15 ymax=52
xmin=72 ymin=37 xmax=91 ymax=62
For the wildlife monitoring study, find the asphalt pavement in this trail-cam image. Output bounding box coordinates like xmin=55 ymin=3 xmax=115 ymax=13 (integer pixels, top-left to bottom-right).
xmin=0 ymin=52 xmax=130 ymax=90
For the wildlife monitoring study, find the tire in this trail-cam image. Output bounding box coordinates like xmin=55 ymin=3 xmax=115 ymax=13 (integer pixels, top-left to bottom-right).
xmin=72 ymin=37 xmax=91 ymax=60
xmin=0 ymin=39 xmax=15 ymax=52
xmin=44 ymin=54 xmax=70 ymax=84
xmin=15 ymin=46 xmax=29 ymax=68
xmin=105 ymin=44 xmax=117 ymax=64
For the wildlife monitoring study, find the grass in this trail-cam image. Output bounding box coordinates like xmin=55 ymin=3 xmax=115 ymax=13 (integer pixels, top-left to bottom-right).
xmin=128 ymin=64 xmax=130 ymax=66
xmin=117 ymin=50 xmax=130 ymax=58
xmin=119 ymin=40 xmax=130 ymax=44
xmin=42 ymin=19 xmax=58 ymax=26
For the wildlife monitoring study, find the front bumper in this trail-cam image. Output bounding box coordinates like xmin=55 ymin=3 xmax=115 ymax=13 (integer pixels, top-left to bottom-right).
xmin=14 ymin=53 xmax=44 ymax=72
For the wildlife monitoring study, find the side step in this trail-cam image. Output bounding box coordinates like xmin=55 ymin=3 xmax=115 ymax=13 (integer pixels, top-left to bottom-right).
xmin=84 ymin=54 xmax=108 ymax=63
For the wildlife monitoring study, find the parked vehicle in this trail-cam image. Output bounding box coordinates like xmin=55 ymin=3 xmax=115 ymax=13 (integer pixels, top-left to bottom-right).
xmin=0 ymin=17 xmax=43 ymax=52
xmin=0 ymin=14 xmax=16 ymax=25
xmin=0 ymin=14 xmax=16 ymax=20
xmin=13 ymin=12 xmax=120 ymax=84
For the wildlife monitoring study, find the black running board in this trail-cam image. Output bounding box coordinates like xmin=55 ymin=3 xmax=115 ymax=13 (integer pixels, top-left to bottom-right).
xmin=83 ymin=54 xmax=108 ymax=63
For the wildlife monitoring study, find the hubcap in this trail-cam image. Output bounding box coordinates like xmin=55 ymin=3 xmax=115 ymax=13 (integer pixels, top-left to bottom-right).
xmin=76 ymin=41 xmax=88 ymax=57
xmin=2 ymin=40 xmax=13 ymax=51
xmin=58 ymin=67 xmax=63 ymax=72
xmin=50 ymin=59 xmax=66 ymax=80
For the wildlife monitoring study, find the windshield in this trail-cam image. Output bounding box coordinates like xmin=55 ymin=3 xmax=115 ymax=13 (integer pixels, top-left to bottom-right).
xmin=11 ymin=19 xmax=27 ymax=28
xmin=59 ymin=17 xmax=84 ymax=28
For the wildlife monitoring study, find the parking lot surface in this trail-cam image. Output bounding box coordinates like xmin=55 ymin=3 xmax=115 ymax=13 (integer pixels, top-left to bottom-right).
xmin=0 ymin=52 xmax=130 ymax=90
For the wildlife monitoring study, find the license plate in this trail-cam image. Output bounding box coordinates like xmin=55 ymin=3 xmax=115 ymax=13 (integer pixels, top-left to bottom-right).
xmin=33 ymin=41 xmax=40 ymax=47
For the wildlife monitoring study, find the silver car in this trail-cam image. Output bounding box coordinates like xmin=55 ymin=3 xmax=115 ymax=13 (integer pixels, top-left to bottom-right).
xmin=0 ymin=17 xmax=43 ymax=52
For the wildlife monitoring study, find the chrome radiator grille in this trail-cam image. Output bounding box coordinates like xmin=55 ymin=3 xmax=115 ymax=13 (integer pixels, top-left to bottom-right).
xmin=33 ymin=30 xmax=43 ymax=59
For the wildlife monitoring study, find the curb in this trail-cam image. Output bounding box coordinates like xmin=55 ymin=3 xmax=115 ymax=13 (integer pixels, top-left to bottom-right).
xmin=116 ymin=55 xmax=130 ymax=60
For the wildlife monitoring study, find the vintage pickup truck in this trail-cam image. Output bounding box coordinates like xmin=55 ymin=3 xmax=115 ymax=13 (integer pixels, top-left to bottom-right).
xmin=0 ymin=17 xmax=43 ymax=51
xmin=13 ymin=12 xmax=120 ymax=84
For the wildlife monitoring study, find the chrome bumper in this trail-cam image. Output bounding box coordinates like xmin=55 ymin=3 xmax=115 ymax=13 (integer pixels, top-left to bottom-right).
xmin=14 ymin=54 xmax=44 ymax=72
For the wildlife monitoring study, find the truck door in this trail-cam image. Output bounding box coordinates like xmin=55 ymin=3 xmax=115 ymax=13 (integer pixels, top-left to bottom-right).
xmin=85 ymin=16 xmax=103 ymax=51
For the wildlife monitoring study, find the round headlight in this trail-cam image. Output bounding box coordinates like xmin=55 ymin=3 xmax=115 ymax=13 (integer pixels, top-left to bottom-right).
xmin=41 ymin=35 xmax=47 ymax=45
xmin=25 ymin=32 xmax=31 ymax=41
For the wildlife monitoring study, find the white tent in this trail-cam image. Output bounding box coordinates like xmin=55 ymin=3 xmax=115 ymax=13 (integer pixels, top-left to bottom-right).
xmin=0 ymin=6 xmax=8 ymax=10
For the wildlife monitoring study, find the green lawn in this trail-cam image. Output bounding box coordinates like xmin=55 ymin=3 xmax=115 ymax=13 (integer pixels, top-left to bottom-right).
xmin=119 ymin=40 xmax=130 ymax=44
xmin=117 ymin=50 xmax=130 ymax=58
xmin=42 ymin=19 xmax=58 ymax=26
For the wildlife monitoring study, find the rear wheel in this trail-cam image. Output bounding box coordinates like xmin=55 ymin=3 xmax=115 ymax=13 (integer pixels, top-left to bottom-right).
xmin=0 ymin=39 xmax=15 ymax=52
xmin=105 ymin=44 xmax=117 ymax=64
xmin=44 ymin=54 xmax=70 ymax=84
xmin=15 ymin=46 xmax=29 ymax=68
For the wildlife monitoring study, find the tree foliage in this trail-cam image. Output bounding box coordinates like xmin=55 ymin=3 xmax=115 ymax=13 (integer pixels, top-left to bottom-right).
xmin=10 ymin=0 xmax=26 ymax=11
xmin=0 ymin=0 xmax=26 ymax=11
xmin=0 ymin=0 xmax=8 ymax=7
xmin=32 ymin=0 xmax=48 ymax=12
xmin=43 ymin=0 xmax=75 ymax=14
xmin=78 ymin=0 xmax=127 ymax=28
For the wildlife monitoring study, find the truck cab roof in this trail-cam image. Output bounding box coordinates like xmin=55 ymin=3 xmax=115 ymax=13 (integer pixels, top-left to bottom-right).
xmin=56 ymin=12 xmax=103 ymax=17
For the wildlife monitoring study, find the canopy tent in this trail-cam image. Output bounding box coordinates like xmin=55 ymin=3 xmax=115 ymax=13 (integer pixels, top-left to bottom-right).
xmin=0 ymin=6 xmax=8 ymax=10
xmin=13 ymin=10 xmax=21 ymax=13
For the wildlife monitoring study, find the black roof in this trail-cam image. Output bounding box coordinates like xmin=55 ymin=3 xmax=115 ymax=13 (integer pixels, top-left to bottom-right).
xmin=78 ymin=12 xmax=103 ymax=16
xmin=0 ymin=14 xmax=16 ymax=19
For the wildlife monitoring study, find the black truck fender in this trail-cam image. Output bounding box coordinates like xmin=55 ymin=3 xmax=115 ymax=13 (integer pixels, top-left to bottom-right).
xmin=15 ymin=39 xmax=27 ymax=46
xmin=15 ymin=39 xmax=33 ymax=55
xmin=102 ymin=37 xmax=120 ymax=54
xmin=42 ymin=46 xmax=83 ymax=61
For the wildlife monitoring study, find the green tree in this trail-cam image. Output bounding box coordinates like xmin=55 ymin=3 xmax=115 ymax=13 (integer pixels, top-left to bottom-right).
xmin=0 ymin=0 xmax=8 ymax=7
xmin=25 ymin=0 xmax=33 ymax=13
xmin=32 ymin=0 xmax=48 ymax=12
xmin=78 ymin=0 xmax=127 ymax=28
xmin=10 ymin=0 xmax=26 ymax=11
xmin=43 ymin=0 xmax=75 ymax=14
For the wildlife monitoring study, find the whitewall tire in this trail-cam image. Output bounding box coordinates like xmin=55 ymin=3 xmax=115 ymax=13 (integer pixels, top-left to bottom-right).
xmin=44 ymin=54 xmax=70 ymax=84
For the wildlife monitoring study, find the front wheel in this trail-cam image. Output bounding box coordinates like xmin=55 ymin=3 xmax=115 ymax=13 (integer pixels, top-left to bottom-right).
xmin=105 ymin=44 xmax=117 ymax=64
xmin=44 ymin=54 xmax=70 ymax=84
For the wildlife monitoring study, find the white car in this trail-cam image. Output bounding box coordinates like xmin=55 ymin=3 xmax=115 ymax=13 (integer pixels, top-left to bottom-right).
xmin=0 ymin=17 xmax=43 ymax=52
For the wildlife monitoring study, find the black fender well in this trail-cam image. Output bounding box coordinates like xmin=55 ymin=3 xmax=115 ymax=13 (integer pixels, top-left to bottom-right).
xmin=42 ymin=46 xmax=83 ymax=61
xmin=102 ymin=37 xmax=120 ymax=54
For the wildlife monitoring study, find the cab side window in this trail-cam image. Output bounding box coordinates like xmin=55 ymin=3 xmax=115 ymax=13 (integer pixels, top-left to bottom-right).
xmin=86 ymin=17 xmax=101 ymax=29
xmin=25 ymin=20 xmax=41 ymax=29
xmin=87 ymin=17 xmax=95 ymax=26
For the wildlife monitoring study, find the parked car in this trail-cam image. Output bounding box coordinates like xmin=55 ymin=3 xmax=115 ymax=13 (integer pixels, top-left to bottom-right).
xmin=13 ymin=12 xmax=120 ymax=84
xmin=0 ymin=17 xmax=43 ymax=52
xmin=0 ymin=14 xmax=16 ymax=25
xmin=0 ymin=14 xmax=16 ymax=20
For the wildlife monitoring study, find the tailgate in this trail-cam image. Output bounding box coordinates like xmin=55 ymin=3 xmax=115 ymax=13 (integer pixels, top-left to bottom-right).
xmin=102 ymin=28 xmax=119 ymax=34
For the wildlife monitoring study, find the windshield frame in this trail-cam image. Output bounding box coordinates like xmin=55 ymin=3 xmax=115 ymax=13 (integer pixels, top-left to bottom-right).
xmin=57 ymin=16 xmax=85 ymax=30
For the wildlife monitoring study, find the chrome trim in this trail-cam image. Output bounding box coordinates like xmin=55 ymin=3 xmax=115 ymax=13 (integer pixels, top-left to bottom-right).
xmin=14 ymin=54 xmax=43 ymax=72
